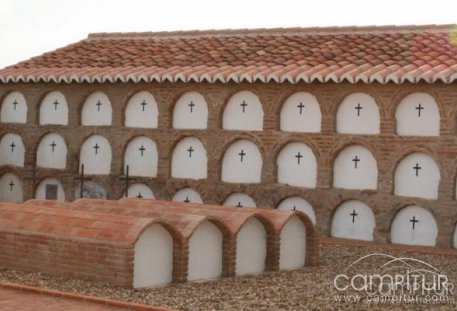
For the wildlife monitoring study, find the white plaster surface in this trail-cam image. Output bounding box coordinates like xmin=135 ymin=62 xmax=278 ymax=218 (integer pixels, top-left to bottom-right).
xmin=173 ymin=92 xmax=208 ymax=129
xmin=126 ymin=183 xmax=155 ymax=199
xmin=221 ymin=139 xmax=262 ymax=183
xmin=125 ymin=91 xmax=159 ymax=129
xmin=188 ymin=221 xmax=223 ymax=281
xmin=0 ymin=133 xmax=25 ymax=167
xmin=35 ymin=178 xmax=65 ymax=201
xmin=280 ymin=92 xmax=321 ymax=133
xmin=279 ymin=215 xmax=307 ymax=270
xmin=79 ymin=135 xmax=112 ymax=175
xmin=336 ymin=92 xmax=380 ymax=134
xmin=0 ymin=173 xmax=23 ymax=203
xmin=124 ymin=136 xmax=158 ymax=177
xmin=391 ymin=206 xmax=437 ymax=247
xmin=39 ymin=91 xmax=68 ymax=125
xmin=133 ymin=224 xmax=174 ymax=287
xmin=331 ymin=200 xmax=376 ymax=241
xmin=235 ymin=218 xmax=266 ymax=275
xmin=277 ymin=142 xmax=317 ymax=188
xmin=222 ymin=91 xmax=264 ymax=131
xmin=1 ymin=91 xmax=27 ymax=123
xmin=395 ymin=92 xmax=440 ymax=136
xmin=171 ymin=137 xmax=207 ymax=180
xmin=333 ymin=145 xmax=378 ymax=190
xmin=172 ymin=187 xmax=203 ymax=204
xmin=277 ymin=196 xmax=316 ymax=224
xmin=223 ymin=193 xmax=256 ymax=208
xmin=36 ymin=133 xmax=67 ymax=169
xmin=394 ymin=152 xmax=440 ymax=200
xmin=81 ymin=91 xmax=112 ymax=126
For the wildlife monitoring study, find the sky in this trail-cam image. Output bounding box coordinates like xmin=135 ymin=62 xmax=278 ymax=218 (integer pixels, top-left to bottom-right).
xmin=0 ymin=0 xmax=456 ymax=69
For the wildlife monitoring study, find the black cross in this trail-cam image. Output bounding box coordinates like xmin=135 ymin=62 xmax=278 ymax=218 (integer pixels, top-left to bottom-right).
xmin=410 ymin=216 xmax=419 ymax=230
xmin=188 ymin=101 xmax=195 ymax=113
xmin=184 ymin=196 xmax=190 ymax=203
xmin=139 ymin=145 xmax=146 ymax=157
xmin=74 ymin=164 xmax=92 ymax=199
xmin=292 ymin=206 xmax=296 ymax=211
xmin=96 ymin=100 xmax=102 ymax=111
xmin=93 ymin=143 xmax=100 ymax=155
xmin=140 ymin=100 xmax=147 ymax=111
xmin=240 ymin=101 xmax=248 ymax=113
xmin=50 ymin=141 xmax=57 ymax=152
xmin=355 ymin=103 xmax=363 ymax=116
xmin=350 ymin=210 xmax=358 ymax=223
xmin=415 ymin=103 xmax=424 ymax=117
xmin=120 ymin=165 xmax=131 ymax=197
xmin=413 ymin=163 xmax=422 ymax=177
xmin=136 ymin=192 xmax=143 ymax=199
xmin=236 ymin=202 xmax=243 ymax=208
xmin=10 ymin=142 xmax=16 ymax=152
xmin=352 ymin=156 xmax=360 ymax=169
xmin=295 ymin=152 xmax=303 ymax=165
xmin=53 ymin=100 xmax=59 ymax=110
xmin=297 ymin=102 xmax=305 ymax=114
xmin=187 ymin=146 xmax=194 ymax=158
xmin=238 ymin=149 xmax=246 ymax=162
xmin=8 ymin=181 xmax=15 ymax=191
xmin=12 ymin=100 xmax=18 ymax=110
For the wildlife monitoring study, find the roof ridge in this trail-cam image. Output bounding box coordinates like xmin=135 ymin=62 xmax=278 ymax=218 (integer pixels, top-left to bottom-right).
xmin=87 ymin=24 xmax=456 ymax=41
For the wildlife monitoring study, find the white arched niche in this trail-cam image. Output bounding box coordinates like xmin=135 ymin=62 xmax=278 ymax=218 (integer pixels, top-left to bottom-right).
xmin=39 ymin=91 xmax=68 ymax=125
xmin=79 ymin=135 xmax=112 ymax=175
xmin=0 ymin=173 xmax=23 ymax=203
xmin=173 ymin=92 xmax=208 ymax=129
xmin=391 ymin=206 xmax=438 ymax=247
xmin=133 ymin=224 xmax=173 ymax=287
xmin=125 ymin=91 xmax=159 ymax=129
xmin=221 ymin=140 xmax=262 ymax=183
xmin=277 ymin=196 xmax=316 ymax=224
xmin=81 ymin=91 xmax=112 ymax=126
xmin=236 ymin=217 xmax=267 ymax=275
xmin=223 ymin=193 xmax=256 ymax=208
xmin=171 ymin=137 xmax=207 ymax=180
xmin=394 ymin=153 xmax=440 ymax=200
xmin=188 ymin=221 xmax=223 ymax=281
xmin=280 ymin=215 xmax=307 ymax=270
xmin=333 ymin=145 xmax=378 ymax=190
xmin=36 ymin=133 xmax=67 ymax=169
xmin=277 ymin=142 xmax=317 ymax=188
xmin=453 ymin=225 xmax=457 ymax=249
xmin=0 ymin=133 xmax=25 ymax=167
xmin=222 ymin=91 xmax=264 ymax=131
xmin=280 ymin=92 xmax=321 ymax=133
xmin=126 ymin=183 xmax=155 ymax=199
xmin=172 ymin=187 xmax=203 ymax=204
xmin=1 ymin=91 xmax=27 ymax=123
xmin=336 ymin=93 xmax=380 ymax=134
xmin=124 ymin=136 xmax=158 ymax=177
xmin=331 ymin=200 xmax=376 ymax=241
xmin=35 ymin=178 xmax=65 ymax=201
xmin=395 ymin=92 xmax=440 ymax=136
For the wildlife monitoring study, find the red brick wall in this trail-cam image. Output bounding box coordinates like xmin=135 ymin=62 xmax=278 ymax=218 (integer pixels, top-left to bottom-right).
xmin=1 ymin=81 xmax=457 ymax=248
xmin=0 ymin=230 xmax=134 ymax=286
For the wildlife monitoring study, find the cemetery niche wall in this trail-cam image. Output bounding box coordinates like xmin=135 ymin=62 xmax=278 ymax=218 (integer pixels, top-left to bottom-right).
xmin=1 ymin=25 xmax=457 ymax=249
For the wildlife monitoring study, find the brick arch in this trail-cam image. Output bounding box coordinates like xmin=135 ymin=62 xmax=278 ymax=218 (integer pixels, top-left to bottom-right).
xmin=217 ymin=135 xmax=265 ymax=163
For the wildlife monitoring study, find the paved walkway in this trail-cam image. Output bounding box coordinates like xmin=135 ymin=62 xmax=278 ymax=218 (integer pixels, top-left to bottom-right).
xmin=0 ymin=282 xmax=173 ymax=311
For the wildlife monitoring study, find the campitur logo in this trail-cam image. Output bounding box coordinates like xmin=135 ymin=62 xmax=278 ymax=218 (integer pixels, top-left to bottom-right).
xmin=333 ymin=253 xmax=455 ymax=305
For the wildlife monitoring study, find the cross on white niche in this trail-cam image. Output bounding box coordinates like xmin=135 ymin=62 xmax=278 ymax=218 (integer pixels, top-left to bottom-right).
xmin=295 ymin=152 xmax=303 ymax=165
xmin=12 ymin=100 xmax=18 ymax=110
xmin=49 ymin=141 xmax=57 ymax=152
xmin=96 ymin=100 xmax=103 ymax=111
xmin=8 ymin=181 xmax=15 ymax=191
xmin=355 ymin=103 xmax=363 ymax=116
xmin=238 ymin=149 xmax=246 ymax=162
xmin=140 ymin=100 xmax=147 ymax=111
xmin=412 ymin=163 xmax=421 ymax=177
xmin=352 ymin=156 xmax=360 ymax=169
xmin=188 ymin=101 xmax=195 ymax=113
xmin=10 ymin=142 xmax=16 ymax=152
xmin=93 ymin=143 xmax=100 ymax=155
xmin=410 ymin=216 xmax=419 ymax=230
xmin=297 ymin=102 xmax=305 ymax=114
xmin=138 ymin=145 xmax=146 ymax=157
xmin=415 ymin=103 xmax=424 ymax=117
xmin=350 ymin=210 xmax=358 ymax=223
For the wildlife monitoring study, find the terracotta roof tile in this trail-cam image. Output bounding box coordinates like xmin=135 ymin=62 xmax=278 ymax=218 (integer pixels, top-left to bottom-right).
xmin=1 ymin=25 xmax=457 ymax=84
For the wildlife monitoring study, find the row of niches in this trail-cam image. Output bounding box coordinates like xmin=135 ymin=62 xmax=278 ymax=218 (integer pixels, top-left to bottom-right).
xmin=0 ymin=132 xmax=444 ymax=200
xmin=0 ymin=175 xmax=453 ymax=248
xmin=0 ymin=90 xmax=442 ymax=136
